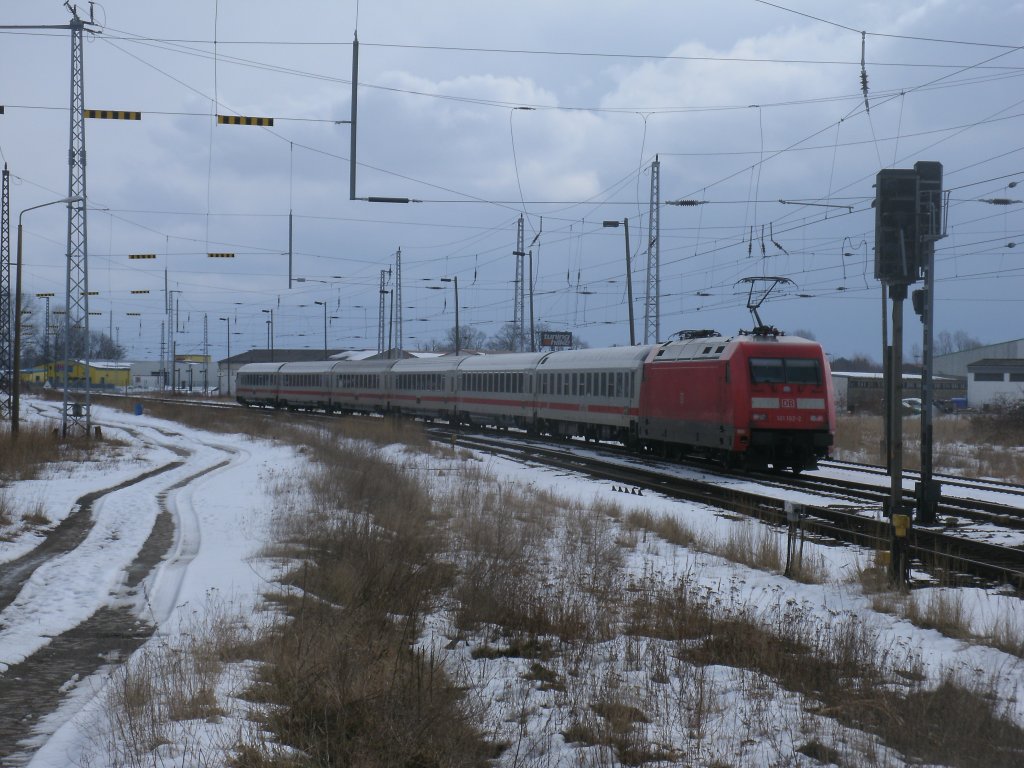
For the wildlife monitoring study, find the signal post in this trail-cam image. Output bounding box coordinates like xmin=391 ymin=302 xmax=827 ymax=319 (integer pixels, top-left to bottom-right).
xmin=874 ymin=161 xmax=946 ymax=584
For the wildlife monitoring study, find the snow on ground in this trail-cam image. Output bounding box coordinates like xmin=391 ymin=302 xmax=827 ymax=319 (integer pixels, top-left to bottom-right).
xmin=0 ymin=398 xmax=305 ymax=766
xmin=1 ymin=397 xmax=1022 ymax=766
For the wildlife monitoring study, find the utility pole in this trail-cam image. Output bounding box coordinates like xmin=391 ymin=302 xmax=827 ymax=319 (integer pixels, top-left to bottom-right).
xmin=315 ymin=300 xmax=328 ymax=358
xmin=38 ymin=294 xmax=53 ymax=369
xmin=603 ymin=219 xmax=636 ymax=346
xmin=529 ymin=217 xmax=542 ymax=353
xmin=219 ymin=317 xmax=230 ymax=396
xmin=514 ymin=215 xmax=525 ymax=351
xmin=529 ymin=250 xmax=536 ymax=352
xmin=441 ymin=277 xmax=460 ymax=355
xmin=159 ymin=320 xmax=166 ymax=387
xmin=377 ymin=269 xmax=387 ymax=355
xmin=202 ymin=313 xmax=209 ymax=395
xmin=645 ymin=156 xmax=661 ymax=344
xmin=288 ymin=209 xmax=293 ymax=289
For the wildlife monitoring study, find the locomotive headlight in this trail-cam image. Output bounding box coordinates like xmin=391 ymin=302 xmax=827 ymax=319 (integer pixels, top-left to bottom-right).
xmin=752 ymin=413 xmax=768 ymax=422
xmin=810 ymin=414 xmax=824 ymax=423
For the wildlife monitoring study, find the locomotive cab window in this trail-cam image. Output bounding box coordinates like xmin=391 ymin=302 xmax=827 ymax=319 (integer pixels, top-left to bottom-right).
xmin=785 ymin=359 xmax=821 ymax=385
xmin=750 ymin=357 xmax=821 ymax=385
xmin=750 ymin=358 xmax=786 ymax=384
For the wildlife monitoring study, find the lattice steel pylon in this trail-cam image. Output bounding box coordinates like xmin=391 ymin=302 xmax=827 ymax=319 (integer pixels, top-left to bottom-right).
xmin=61 ymin=9 xmax=91 ymax=437
xmin=644 ymin=156 xmax=661 ymax=344
xmin=394 ymin=248 xmax=402 ymax=353
xmin=513 ymin=215 xmax=525 ymax=351
xmin=1 ymin=165 xmax=11 ymax=421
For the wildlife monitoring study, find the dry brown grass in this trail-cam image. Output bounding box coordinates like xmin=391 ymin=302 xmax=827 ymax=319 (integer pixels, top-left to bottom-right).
xmin=0 ymin=421 xmax=87 ymax=481
xmin=905 ymin=589 xmax=972 ymax=640
xmin=245 ymin=432 xmax=493 ymax=766
xmin=101 ymin=599 xmax=253 ymax=765
xmin=834 ymin=412 xmax=1024 ymax=482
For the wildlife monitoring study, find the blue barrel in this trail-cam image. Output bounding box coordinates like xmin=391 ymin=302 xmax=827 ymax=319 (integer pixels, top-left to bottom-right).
xmin=134 ymin=403 xmax=144 ymax=416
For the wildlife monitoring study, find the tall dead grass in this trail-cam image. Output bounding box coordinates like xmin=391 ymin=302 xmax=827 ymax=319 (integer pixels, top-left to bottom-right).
xmin=834 ymin=413 xmax=1024 ymax=482
xmin=0 ymin=421 xmax=95 ymax=481
xmin=100 ymin=599 xmax=254 ymax=767
xmin=246 ymin=428 xmax=492 ymax=766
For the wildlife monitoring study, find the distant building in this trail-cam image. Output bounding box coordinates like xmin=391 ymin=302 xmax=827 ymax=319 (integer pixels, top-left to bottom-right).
xmin=831 ymin=371 xmax=966 ymax=413
xmin=966 ymin=359 xmax=1024 ymax=408
xmin=41 ymin=360 xmax=131 ymax=390
xmin=935 ymin=338 xmax=1024 ymax=378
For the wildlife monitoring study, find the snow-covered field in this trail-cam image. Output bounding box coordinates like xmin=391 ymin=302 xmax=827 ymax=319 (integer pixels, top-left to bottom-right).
xmin=2 ymin=397 xmax=1023 ymax=766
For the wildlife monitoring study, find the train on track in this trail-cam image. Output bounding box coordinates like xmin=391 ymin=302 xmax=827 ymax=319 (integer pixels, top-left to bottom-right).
xmin=235 ymin=329 xmax=835 ymax=471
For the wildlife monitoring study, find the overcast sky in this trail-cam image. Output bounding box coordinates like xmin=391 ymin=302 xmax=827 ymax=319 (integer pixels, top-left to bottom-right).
xmin=2 ymin=0 xmax=1023 ymax=362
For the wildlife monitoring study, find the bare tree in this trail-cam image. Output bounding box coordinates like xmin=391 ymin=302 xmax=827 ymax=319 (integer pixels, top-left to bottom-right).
xmin=430 ymin=325 xmax=487 ymax=353
xmin=486 ymin=322 xmax=525 ymax=353
xmin=936 ymin=330 xmax=983 ymax=356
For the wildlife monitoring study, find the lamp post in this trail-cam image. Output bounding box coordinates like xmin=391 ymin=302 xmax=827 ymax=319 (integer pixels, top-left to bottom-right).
xmin=314 ymin=300 xmax=328 ymax=358
xmin=13 ymin=195 xmax=82 ymax=436
xmin=219 ymin=316 xmax=230 ymax=396
xmin=440 ymin=277 xmax=460 ymax=355
xmin=261 ymin=309 xmax=274 ymax=361
xmin=602 ymin=218 xmax=635 ymax=346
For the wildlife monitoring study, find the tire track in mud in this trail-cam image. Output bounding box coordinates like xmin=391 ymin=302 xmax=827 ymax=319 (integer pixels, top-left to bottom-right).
xmin=0 ymin=431 xmax=235 ymax=764
xmin=0 ymin=463 xmax=182 ymax=613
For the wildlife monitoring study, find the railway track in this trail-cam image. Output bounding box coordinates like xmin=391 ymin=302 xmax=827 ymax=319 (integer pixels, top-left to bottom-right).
xmin=433 ymin=427 xmax=1024 ymax=590
xmin=819 ymin=459 xmax=1024 ymax=529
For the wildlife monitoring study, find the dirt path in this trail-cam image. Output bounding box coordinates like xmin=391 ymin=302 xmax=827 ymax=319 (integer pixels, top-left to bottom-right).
xmin=0 ymin=444 xmax=231 ymax=764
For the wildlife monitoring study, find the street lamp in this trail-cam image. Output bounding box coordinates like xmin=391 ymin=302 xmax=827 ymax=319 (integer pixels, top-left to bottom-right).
xmin=13 ymin=195 xmax=82 ymax=436
xmin=440 ymin=277 xmax=460 ymax=355
xmin=219 ymin=317 xmax=230 ymax=396
xmin=314 ymin=300 xmax=328 ymax=359
xmin=261 ymin=309 xmax=274 ymax=361
xmin=602 ymin=218 xmax=636 ymax=346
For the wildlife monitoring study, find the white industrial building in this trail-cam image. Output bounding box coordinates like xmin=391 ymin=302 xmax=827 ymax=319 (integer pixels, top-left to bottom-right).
xmin=966 ymin=359 xmax=1024 ymax=408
